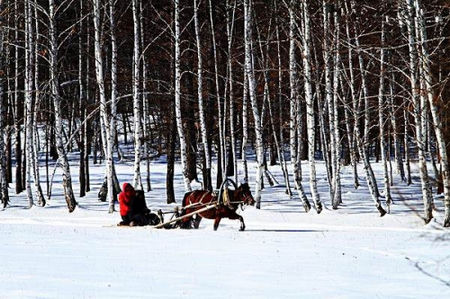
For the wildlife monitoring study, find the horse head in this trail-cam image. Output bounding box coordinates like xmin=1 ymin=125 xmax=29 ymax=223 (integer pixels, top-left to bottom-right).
xmin=237 ymin=182 xmax=255 ymax=206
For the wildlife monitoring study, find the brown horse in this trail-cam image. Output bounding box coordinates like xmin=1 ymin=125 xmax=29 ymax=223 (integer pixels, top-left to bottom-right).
xmin=178 ymin=182 xmax=255 ymax=231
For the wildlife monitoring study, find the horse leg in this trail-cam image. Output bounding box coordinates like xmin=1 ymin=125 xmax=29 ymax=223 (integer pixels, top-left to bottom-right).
xmin=238 ymin=215 xmax=245 ymax=231
xmin=193 ymin=215 xmax=202 ymax=229
xmin=227 ymin=212 xmax=245 ymax=231
xmin=179 ymin=209 xmax=193 ymax=229
xmin=213 ymin=217 xmax=222 ymax=231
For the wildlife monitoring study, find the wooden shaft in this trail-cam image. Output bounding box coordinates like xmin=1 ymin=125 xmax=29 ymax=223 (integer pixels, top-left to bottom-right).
xmin=154 ymin=203 xmax=218 ymax=229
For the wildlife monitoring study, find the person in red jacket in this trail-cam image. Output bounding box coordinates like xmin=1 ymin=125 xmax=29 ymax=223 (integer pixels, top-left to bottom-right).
xmin=118 ymin=183 xmax=160 ymax=226
xmin=118 ymin=183 xmax=136 ymax=225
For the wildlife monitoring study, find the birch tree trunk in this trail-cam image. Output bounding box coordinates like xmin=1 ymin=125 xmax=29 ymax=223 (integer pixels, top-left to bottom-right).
xmin=377 ymin=17 xmax=393 ymax=212
xmin=49 ymin=0 xmax=77 ymax=212
xmin=193 ymin=0 xmax=212 ymax=191
xmin=345 ymin=1 xmax=386 ymax=216
xmin=24 ymin=0 xmax=34 ymax=207
xmin=343 ymin=3 xmax=359 ymax=189
xmin=331 ymin=5 xmax=342 ymax=208
xmin=302 ymin=0 xmax=322 ymax=213
xmin=109 ymin=0 xmax=119 ymax=205
xmin=14 ymin=0 xmax=23 ymax=195
xmin=132 ymin=0 xmax=143 ymax=190
xmin=405 ymin=0 xmax=433 ymax=223
xmin=288 ymin=0 xmax=297 ymax=166
xmin=323 ymin=1 xmax=335 ymax=201
xmin=244 ymin=0 xmax=263 ymax=208
xmin=389 ymin=71 xmax=406 ymax=182
xmin=93 ymin=0 xmax=115 ymax=211
xmin=351 ymin=1 xmax=380 ymax=198
xmin=174 ymin=0 xmax=192 ymax=192
xmin=32 ymin=0 xmax=45 ymax=206
xmin=414 ymin=0 xmax=450 ymax=226
xmin=275 ymin=12 xmax=293 ymax=197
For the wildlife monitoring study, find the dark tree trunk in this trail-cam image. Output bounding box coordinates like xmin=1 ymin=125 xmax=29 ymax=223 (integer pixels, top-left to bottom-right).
xmin=79 ymin=108 xmax=86 ymax=197
xmin=166 ymin=106 xmax=176 ymax=204
xmin=6 ymin=128 xmax=12 ymax=183
xmin=185 ymin=60 xmax=198 ymax=182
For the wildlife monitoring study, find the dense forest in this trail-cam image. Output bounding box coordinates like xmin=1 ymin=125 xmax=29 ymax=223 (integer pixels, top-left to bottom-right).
xmin=0 ymin=0 xmax=449 ymax=226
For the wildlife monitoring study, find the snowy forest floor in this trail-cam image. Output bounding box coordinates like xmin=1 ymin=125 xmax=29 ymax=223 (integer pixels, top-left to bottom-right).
xmin=1 ymin=153 xmax=450 ymax=298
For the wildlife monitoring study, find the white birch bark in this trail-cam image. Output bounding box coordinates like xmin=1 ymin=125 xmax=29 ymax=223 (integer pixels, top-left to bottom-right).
xmin=405 ymin=0 xmax=432 ymax=222
xmin=174 ymin=0 xmax=191 ymax=192
xmin=93 ymin=0 xmax=115 ymax=211
xmin=132 ymin=0 xmax=143 ymax=190
xmin=343 ymin=4 xmax=359 ymax=189
xmin=351 ymin=0 xmax=380 ymax=198
xmin=377 ymin=17 xmax=393 ymax=211
xmin=389 ymin=71 xmax=406 ymax=182
xmin=302 ymin=0 xmax=322 ymax=213
xmin=244 ymin=0 xmax=263 ymax=208
xmin=14 ymin=0 xmax=23 ymax=194
xmin=346 ymin=1 xmax=385 ymax=216
xmin=323 ymin=1 xmax=335 ymax=201
xmin=288 ymin=0 xmax=297 ymax=166
xmin=24 ymin=0 xmax=34 ymax=208
xmin=415 ymin=0 xmax=450 ymax=225
xmin=32 ymin=0 xmax=45 ymax=206
xmin=49 ymin=0 xmax=77 ymax=212
xmin=193 ymin=0 xmax=212 ymax=191
xmin=275 ymin=13 xmax=293 ymax=197
xmin=331 ymin=6 xmax=342 ymax=208
xmin=109 ymin=0 xmax=118 ymax=206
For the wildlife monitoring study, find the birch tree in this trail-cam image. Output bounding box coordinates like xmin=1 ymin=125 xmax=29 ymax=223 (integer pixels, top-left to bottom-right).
xmin=92 ymin=0 xmax=115 ymax=212
xmin=405 ymin=0 xmax=433 ymax=223
xmin=174 ymin=0 xmax=191 ymax=192
xmin=193 ymin=0 xmax=212 ymax=191
xmin=275 ymin=7 xmax=293 ymax=197
xmin=414 ymin=0 xmax=450 ymax=226
xmin=132 ymin=0 xmax=143 ymax=190
xmin=302 ymin=0 xmax=322 ymax=213
xmin=244 ymin=0 xmax=263 ymax=208
xmin=288 ymin=0 xmax=297 ymax=166
xmin=49 ymin=0 xmax=77 ymax=212
xmin=13 ymin=0 xmax=23 ymax=195
xmin=24 ymin=0 xmax=34 ymax=207
xmin=377 ymin=16 xmax=393 ymax=211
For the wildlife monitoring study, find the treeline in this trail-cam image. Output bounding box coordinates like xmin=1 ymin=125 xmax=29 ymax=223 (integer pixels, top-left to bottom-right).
xmin=0 ymin=0 xmax=449 ymax=226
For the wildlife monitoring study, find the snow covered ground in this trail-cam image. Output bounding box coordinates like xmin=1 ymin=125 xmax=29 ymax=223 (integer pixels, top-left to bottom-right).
xmin=1 ymin=155 xmax=449 ymax=298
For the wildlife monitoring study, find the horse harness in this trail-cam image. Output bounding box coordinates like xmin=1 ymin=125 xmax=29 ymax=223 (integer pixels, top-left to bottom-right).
xmin=186 ymin=189 xmax=241 ymax=210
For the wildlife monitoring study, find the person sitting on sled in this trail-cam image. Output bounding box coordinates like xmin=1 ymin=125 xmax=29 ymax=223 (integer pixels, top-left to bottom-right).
xmin=118 ymin=183 xmax=159 ymax=226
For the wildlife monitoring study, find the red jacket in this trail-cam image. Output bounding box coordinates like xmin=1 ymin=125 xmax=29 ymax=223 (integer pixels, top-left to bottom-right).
xmin=118 ymin=183 xmax=136 ymax=216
